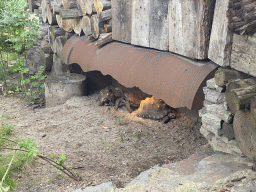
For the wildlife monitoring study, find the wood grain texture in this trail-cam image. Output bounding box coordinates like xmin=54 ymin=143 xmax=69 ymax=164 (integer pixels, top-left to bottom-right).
xmin=112 ymin=0 xmax=132 ymax=43
xmin=169 ymin=0 xmax=215 ymax=59
xmin=149 ymin=0 xmax=169 ymax=50
xmin=131 ymin=0 xmax=150 ymax=47
xmin=208 ymin=0 xmax=233 ymax=66
xmin=230 ymin=33 xmax=256 ymax=77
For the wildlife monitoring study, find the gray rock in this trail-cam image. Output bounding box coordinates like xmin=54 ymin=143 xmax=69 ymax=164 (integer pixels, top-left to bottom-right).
xmin=114 ymin=153 xmax=255 ymax=192
xmin=201 ymin=114 xmax=222 ymax=135
xmin=205 ymin=103 xmax=233 ymax=123
xmin=203 ymin=87 xmax=225 ymax=104
xmin=73 ymin=182 xmax=116 ymax=192
xmin=206 ymin=78 xmax=225 ymax=92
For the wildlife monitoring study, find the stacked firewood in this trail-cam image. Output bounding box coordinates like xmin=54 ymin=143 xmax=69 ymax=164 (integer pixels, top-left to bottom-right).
xmin=36 ymin=0 xmax=112 ymax=37
xmin=228 ymin=0 xmax=256 ymax=35
xmin=28 ymin=0 xmax=112 ymax=75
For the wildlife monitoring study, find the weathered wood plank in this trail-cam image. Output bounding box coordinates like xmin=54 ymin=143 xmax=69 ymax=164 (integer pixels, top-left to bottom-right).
xmin=149 ymin=0 xmax=169 ymax=51
xmin=169 ymin=0 xmax=215 ymax=59
xmin=131 ymin=0 xmax=150 ymax=47
xmin=112 ymin=0 xmax=132 ymax=43
xmin=230 ymin=33 xmax=256 ymax=77
xmin=208 ymin=0 xmax=233 ymax=66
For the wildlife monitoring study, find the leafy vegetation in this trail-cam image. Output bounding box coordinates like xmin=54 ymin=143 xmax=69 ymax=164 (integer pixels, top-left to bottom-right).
xmin=0 ymin=0 xmax=41 ymax=89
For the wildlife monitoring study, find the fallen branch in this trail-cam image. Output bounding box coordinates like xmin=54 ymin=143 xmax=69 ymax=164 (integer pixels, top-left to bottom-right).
xmin=0 ymin=137 xmax=80 ymax=181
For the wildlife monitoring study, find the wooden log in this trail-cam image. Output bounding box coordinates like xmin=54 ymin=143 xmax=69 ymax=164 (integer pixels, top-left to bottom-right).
xmin=93 ymin=0 xmax=103 ymax=15
xmin=39 ymin=49 xmax=53 ymax=71
xmin=250 ymin=96 xmax=256 ymax=117
xmin=62 ymin=18 xmax=80 ymax=32
xmin=92 ymin=0 xmax=111 ymax=13
xmin=95 ymin=33 xmax=112 ymax=47
xmin=91 ymin=14 xmax=100 ymax=39
xmin=233 ymin=110 xmax=256 ymax=160
xmin=209 ymin=0 xmax=232 ymax=66
xmin=228 ymin=85 xmax=256 ymax=113
xmin=99 ymin=9 xmax=111 ymax=21
xmin=56 ymin=14 xmax=63 ymax=28
xmin=81 ymin=16 xmax=91 ymax=36
xmin=50 ymin=0 xmax=63 ymax=14
xmin=55 ymin=36 xmax=67 ymax=57
xmin=226 ymin=78 xmax=256 ymax=114
xmin=39 ymin=23 xmax=50 ymax=37
xmin=48 ymin=26 xmax=66 ymax=53
xmin=169 ymin=0 xmax=215 ymax=58
xmin=28 ymin=0 xmax=38 ymax=12
xmin=65 ymin=31 xmax=75 ymax=39
xmin=41 ymin=0 xmax=49 ymax=23
xmin=51 ymin=53 xmax=70 ymax=76
xmin=73 ymin=19 xmax=83 ymax=35
xmin=104 ymin=24 xmax=112 ymax=33
xmin=59 ymin=8 xmax=83 ymax=19
xmin=46 ymin=3 xmax=57 ymax=25
xmin=112 ymin=0 xmax=132 ymax=43
xmin=41 ymin=38 xmax=53 ymax=54
xmin=214 ymin=67 xmax=249 ymax=87
xmin=77 ymin=0 xmax=92 ymax=15
xmin=62 ymin=0 xmax=77 ymax=9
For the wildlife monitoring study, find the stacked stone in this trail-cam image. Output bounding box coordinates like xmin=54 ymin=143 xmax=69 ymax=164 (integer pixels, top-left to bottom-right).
xmin=199 ymin=78 xmax=243 ymax=156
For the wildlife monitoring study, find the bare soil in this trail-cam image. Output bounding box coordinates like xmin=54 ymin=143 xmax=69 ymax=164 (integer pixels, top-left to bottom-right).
xmin=0 ymin=88 xmax=213 ymax=192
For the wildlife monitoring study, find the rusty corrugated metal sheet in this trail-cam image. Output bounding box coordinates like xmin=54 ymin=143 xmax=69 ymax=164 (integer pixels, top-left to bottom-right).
xmin=61 ymin=36 xmax=218 ymax=110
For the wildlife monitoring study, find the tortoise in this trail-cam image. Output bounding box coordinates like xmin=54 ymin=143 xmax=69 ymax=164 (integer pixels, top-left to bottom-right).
xmin=133 ymin=96 xmax=177 ymax=123
xmin=97 ymin=86 xmax=124 ymax=106
xmin=115 ymin=91 xmax=145 ymax=113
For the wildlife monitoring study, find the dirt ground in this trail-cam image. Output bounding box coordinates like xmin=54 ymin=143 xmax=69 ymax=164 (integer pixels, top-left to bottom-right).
xmin=0 ymin=86 xmax=214 ymax=192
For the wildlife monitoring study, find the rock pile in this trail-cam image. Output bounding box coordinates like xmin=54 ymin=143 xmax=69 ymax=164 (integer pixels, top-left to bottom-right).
xmin=199 ymin=78 xmax=243 ymax=156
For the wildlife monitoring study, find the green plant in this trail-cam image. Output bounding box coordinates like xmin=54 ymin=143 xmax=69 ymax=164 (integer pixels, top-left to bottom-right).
xmin=0 ymin=0 xmax=41 ymax=90
xmin=26 ymin=66 xmax=47 ymax=104
xmin=0 ymin=137 xmax=80 ymax=191
xmin=6 ymin=85 xmax=17 ymax=92
xmin=116 ymin=116 xmax=122 ymax=126
xmin=20 ymin=66 xmax=47 ymax=104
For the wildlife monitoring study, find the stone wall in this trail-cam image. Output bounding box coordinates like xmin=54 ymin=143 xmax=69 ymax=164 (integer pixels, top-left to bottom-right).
xmin=199 ymin=78 xmax=243 ymax=156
